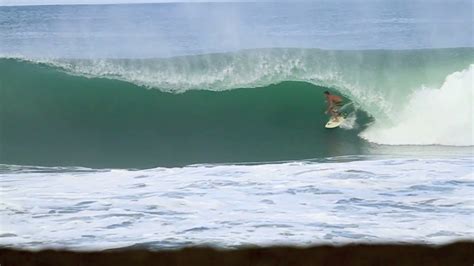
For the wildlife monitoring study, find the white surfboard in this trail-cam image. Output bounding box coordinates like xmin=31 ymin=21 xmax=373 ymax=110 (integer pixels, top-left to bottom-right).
xmin=325 ymin=116 xmax=345 ymax=128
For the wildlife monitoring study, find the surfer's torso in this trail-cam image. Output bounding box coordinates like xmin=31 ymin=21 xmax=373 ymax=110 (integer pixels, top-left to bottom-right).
xmin=327 ymin=95 xmax=343 ymax=105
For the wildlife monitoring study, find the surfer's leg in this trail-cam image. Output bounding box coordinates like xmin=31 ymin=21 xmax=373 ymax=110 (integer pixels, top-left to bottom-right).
xmin=332 ymin=107 xmax=340 ymax=122
xmin=336 ymin=103 xmax=343 ymax=115
xmin=331 ymin=110 xmax=339 ymax=122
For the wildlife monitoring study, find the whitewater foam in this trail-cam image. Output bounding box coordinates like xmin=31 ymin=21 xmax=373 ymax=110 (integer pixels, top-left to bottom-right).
xmin=361 ymin=65 xmax=474 ymax=146
xmin=1 ymin=156 xmax=472 ymax=250
xmin=340 ymin=112 xmax=358 ymax=130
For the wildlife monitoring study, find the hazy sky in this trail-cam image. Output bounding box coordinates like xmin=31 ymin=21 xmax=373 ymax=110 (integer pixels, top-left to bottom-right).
xmin=1 ymin=0 xmax=242 ymax=6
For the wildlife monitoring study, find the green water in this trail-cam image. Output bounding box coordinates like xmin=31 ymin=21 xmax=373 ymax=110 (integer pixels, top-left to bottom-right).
xmin=0 ymin=59 xmax=371 ymax=168
xmin=2 ymin=46 xmax=473 ymax=168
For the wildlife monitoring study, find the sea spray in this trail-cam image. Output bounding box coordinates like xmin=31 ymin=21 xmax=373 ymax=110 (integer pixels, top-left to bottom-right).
xmin=360 ymin=65 xmax=474 ymax=146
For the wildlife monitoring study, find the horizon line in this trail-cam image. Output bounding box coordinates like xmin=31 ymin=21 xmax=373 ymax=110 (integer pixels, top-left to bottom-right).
xmin=0 ymin=0 xmax=272 ymax=7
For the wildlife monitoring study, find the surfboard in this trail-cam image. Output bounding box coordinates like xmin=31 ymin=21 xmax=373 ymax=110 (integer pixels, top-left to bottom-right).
xmin=325 ymin=116 xmax=345 ymax=128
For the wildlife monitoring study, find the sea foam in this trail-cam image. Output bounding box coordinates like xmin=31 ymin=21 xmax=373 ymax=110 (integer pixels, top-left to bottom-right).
xmin=361 ymin=65 xmax=474 ymax=146
xmin=1 ymin=156 xmax=472 ymax=250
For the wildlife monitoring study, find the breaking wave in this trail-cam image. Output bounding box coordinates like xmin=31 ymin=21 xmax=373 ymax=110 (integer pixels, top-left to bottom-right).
xmin=1 ymin=47 xmax=473 ymax=167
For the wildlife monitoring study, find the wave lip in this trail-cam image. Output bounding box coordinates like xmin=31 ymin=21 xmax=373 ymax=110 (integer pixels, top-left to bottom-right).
xmin=360 ymin=65 xmax=474 ymax=146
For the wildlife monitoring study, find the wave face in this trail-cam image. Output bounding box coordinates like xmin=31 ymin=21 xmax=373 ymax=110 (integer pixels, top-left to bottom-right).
xmin=1 ymin=48 xmax=473 ymax=167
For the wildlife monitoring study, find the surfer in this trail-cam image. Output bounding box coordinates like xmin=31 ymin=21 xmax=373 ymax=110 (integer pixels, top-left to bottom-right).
xmin=324 ymin=91 xmax=343 ymax=122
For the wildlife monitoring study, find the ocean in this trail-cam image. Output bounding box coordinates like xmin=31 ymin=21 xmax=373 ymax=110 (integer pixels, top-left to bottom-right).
xmin=0 ymin=1 xmax=473 ymax=250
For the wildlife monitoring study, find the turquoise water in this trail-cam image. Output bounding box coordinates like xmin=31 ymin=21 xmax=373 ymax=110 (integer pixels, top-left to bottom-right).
xmin=1 ymin=47 xmax=473 ymax=167
xmin=0 ymin=57 xmax=367 ymax=167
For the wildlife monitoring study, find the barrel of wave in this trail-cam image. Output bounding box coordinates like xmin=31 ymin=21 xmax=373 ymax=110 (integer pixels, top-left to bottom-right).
xmin=360 ymin=65 xmax=474 ymax=146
